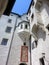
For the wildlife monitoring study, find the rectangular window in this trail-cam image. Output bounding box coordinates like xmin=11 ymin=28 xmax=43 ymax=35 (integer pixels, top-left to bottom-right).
xmin=8 ymin=19 xmax=12 ymax=23
xmin=39 ymin=58 xmax=45 ymax=65
xmin=5 ymin=26 xmax=12 ymax=33
xmin=1 ymin=38 xmax=8 ymax=45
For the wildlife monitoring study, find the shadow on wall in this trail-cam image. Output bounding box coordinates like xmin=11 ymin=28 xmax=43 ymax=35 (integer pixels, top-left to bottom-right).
xmin=37 ymin=28 xmax=46 ymax=41
xmin=31 ymin=24 xmax=46 ymax=50
xmin=31 ymin=28 xmax=46 ymax=50
xmin=45 ymin=4 xmax=49 ymax=16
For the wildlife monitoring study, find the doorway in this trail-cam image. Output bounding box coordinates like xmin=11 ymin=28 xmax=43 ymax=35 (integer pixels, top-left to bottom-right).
xmin=19 ymin=63 xmax=27 ymax=65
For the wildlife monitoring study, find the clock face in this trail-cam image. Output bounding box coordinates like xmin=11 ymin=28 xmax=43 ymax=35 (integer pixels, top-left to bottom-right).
xmin=11 ymin=0 xmax=32 ymax=16
xmin=0 ymin=0 xmax=8 ymax=15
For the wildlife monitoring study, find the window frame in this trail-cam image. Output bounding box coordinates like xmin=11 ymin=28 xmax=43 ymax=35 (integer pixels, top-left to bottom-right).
xmin=21 ymin=24 xmax=23 ymax=29
xmin=1 ymin=38 xmax=8 ymax=45
xmin=5 ymin=26 xmax=12 ymax=33
xmin=8 ymin=19 xmax=12 ymax=23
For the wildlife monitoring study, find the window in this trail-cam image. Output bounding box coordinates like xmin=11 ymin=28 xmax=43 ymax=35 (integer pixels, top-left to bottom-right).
xmin=8 ymin=19 xmax=12 ymax=23
xmin=31 ymin=14 xmax=34 ymax=19
xmin=25 ymin=24 xmax=28 ymax=29
xmin=46 ymin=24 xmax=49 ymax=31
xmin=5 ymin=26 xmax=12 ymax=33
xmin=29 ymin=10 xmax=31 ymax=14
xmin=1 ymin=38 xmax=8 ymax=45
xmin=23 ymin=42 xmax=26 ymax=46
xmin=19 ymin=63 xmax=27 ymax=65
xmin=39 ymin=58 xmax=45 ymax=65
xmin=34 ymin=40 xmax=38 ymax=47
xmin=28 ymin=10 xmax=31 ymax=16
xmin=26 ymin=17 xmax=28 ymax=20
xmin=32 ymin=40 xmax=38 ymax=49
xmin=32 ymin=1 xmax=34 ymax=6
xmin=21 ymin=24 xmax=23 ymax=29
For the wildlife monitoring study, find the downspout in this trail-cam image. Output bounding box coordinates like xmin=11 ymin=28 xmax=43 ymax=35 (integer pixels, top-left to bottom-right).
xmin=29 ymin=35 xmax=32 ymax=65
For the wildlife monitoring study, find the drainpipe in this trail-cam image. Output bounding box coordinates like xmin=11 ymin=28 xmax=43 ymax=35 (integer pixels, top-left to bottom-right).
xmin=29 ymin=35 xmax=32 ymax=65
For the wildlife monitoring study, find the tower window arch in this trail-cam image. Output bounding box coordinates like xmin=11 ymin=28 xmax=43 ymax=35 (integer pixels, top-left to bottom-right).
xmin=25 ymin=24 xmax=28 ymax=29
xmin=18 ymin=21 xmax=30 ymax=30
xmin=21 ymin=24 xmax=23 ymax=29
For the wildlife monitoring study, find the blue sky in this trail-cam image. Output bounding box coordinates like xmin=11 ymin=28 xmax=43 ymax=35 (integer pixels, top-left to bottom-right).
xmin=11 ymin=0 xmax=32 ymax=16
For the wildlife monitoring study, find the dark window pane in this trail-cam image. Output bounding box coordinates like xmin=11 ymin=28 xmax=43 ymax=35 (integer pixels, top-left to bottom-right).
xmin=8 ymin=19 xmax=12 ymax=23
xmin=40 ymin=58 xmax=45 ymax=65
xmin=46 ymin=24 xmax=49 ymax=31
xmin=24 ymin=42 xmax=26 ymax=46
xmin=1 ymin=38 xmax=8 ymax=45
xmin=21 ymin=24 xmax=23 ymax=29
xmin=32 ymin=1 xmax=34 ymax=6
xmin=26 ymin=17 xmax=28 ymax=20
xmin=19 ymin=63 xmax=27 ymax=65
xmin=31 ymin=14 xmax=34 ymax=19
xmin=29 ymin=10 xmax=31 ymax=14
xmin=25 ymin=24 xmax=28 ymax=29
xmin=35 ymin=40 xmax=38 ymax=47
xmin=6 ymin=26 xmax=12 ymax=33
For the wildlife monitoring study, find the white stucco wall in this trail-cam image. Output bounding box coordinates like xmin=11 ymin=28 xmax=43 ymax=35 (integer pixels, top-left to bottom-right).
xmin=7 ymin=15 xmax=31 ymax=65
xmin=7 ymin=28 xmax=30 ymax=65
xmin=31 ymin=2 xmax=49 ymax=65
xmin=0 ymin=14 xmax=17 ymax=65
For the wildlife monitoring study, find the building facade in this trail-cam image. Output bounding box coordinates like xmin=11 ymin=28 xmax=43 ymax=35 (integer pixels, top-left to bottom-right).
xmin=0 ymin=0 xmax=49 ymax=65
xmin=0 ymin=14 xmax=17 ymax=65
xmin=30 ymin=0 xmax=49 ymax=65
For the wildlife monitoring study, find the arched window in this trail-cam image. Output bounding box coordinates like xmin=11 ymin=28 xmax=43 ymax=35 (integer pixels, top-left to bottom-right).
xmin=19 ymin=63 xmax=27 ymax=65
xmin=21 ymin=24 xmax=23 ymax=29
xmin=23 ymin=42 xmax=26 ymax=46
xmin=46 ymin=24 xmax=49 ymax=31
xmin=32 ymin=40 xmax=38 ymax=49
xmin=39 ymin=57 xmax=45 ymax=65
xmin=25 ymin=24 xmax=28 ymax=29
xmin=31 ymin=14 xmax=34 ymax=19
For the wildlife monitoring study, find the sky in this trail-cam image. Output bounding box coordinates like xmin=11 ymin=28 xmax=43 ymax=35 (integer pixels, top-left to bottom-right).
xmin=11 ymin=0 xmax=32 ymax=16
